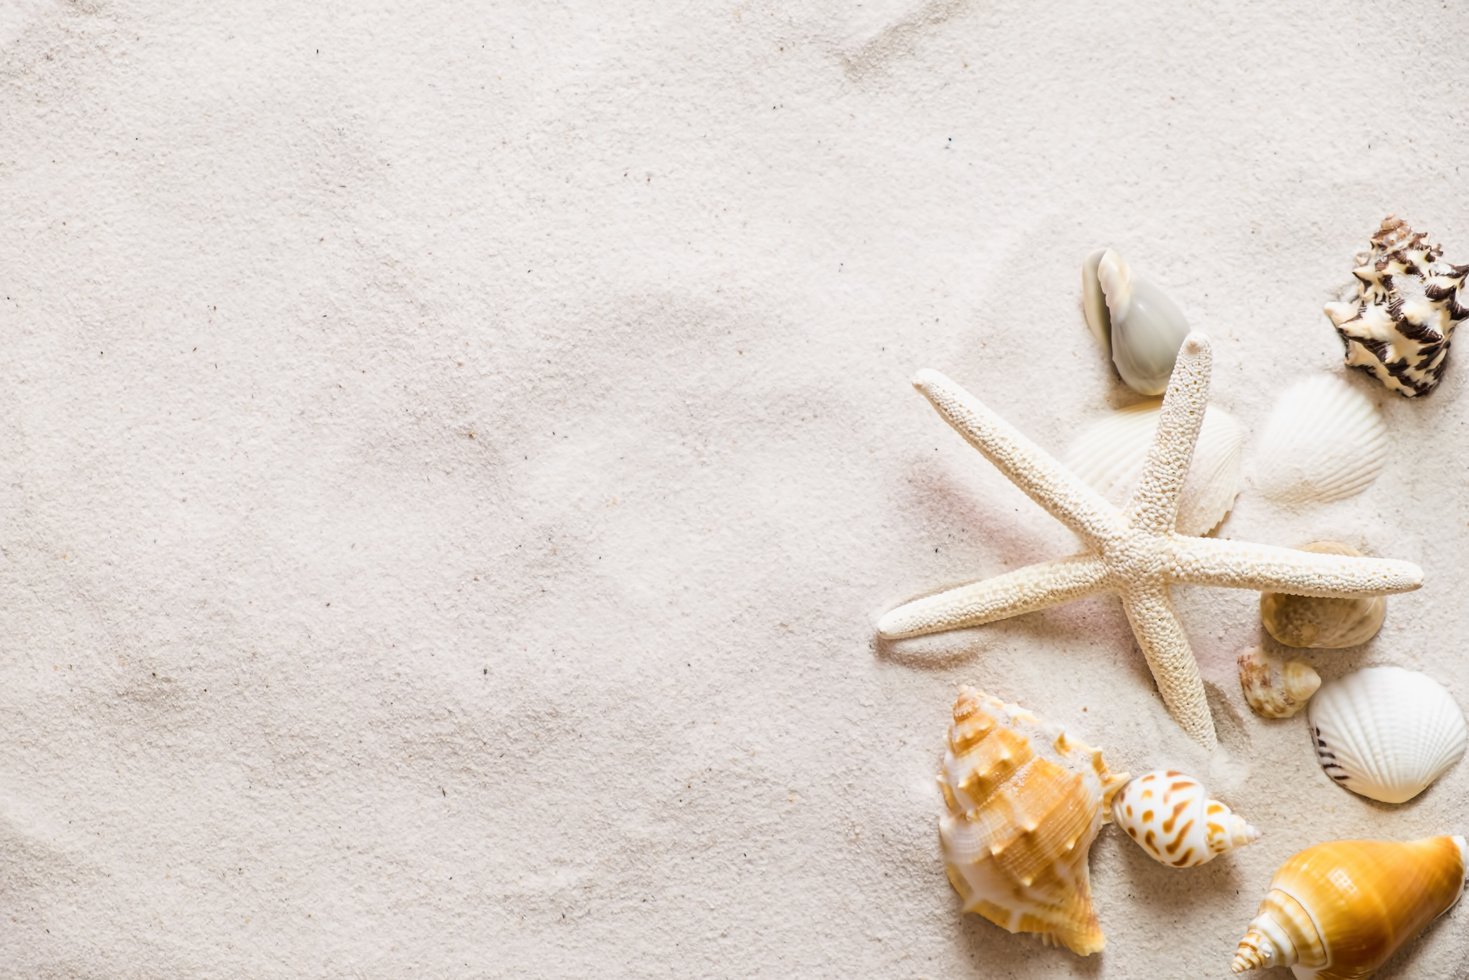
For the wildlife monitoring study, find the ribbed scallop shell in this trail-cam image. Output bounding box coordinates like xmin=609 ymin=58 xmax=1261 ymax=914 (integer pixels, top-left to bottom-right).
xmin=1251 ymin=376 xmax=1387 ymax=504
xmin=1309 ymin=666 xmax=1467 ymax=804
xmin=1081 ymin=248 xmax=1192 ymax=395
xmin=1110 ymin=770 xmax=1259 ymax=868
xmin=1238 ymin=647 xmax=1320 ymax=719
xmin=938 ymin=687 xmax=1129 ymax=955
xmin=1063 ymin=401 xmax=1243 ymax=535
xmin=1260 ymin=542 xmax=1386 ymax=648
xmin=1232 ymin=836 xmax=1468 ymax=979
xmin=1324 ymin=216 xmax=1469 ymax=398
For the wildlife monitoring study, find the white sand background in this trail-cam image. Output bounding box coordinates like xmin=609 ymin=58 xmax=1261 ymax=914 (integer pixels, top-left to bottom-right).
xmin=2 ymin=0 xmax=1467 ymax=976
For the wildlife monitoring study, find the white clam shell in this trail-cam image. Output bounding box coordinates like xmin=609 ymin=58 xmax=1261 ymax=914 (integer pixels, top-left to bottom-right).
xmin=1081 ymin=248 xmax=1192 ymax=395
xmin=1309 ymin=666 xmax=1468 ymax=804
xmin=1063 ymin=401 xmax=1243 ymax=536
xmin=1111 ymin=770 xmax=1259 ymax=868
xmin=1250 ymin=375 xmax=1388 ymax=504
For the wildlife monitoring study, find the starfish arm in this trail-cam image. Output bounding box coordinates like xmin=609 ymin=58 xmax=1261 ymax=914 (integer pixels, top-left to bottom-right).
xmin=1168 ymin=536 xmax=1424 ymax=596
xmin=1129 ymin=333 xmax=1212 ymax=535
xmin=912 ymin=370 xmax=1123 ymax=546
xmin=1119 ymin=584 xmax=1216 ymax=748
xmin=877 ymin=554 xmax=1110 ymax=639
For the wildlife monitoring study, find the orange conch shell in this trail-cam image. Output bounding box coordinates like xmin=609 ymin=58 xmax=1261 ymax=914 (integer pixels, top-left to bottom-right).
xmin=1232 ymin=836 xmax=1468 ymax=979
xmin=938 ymin=687 xmax=1129 ymax=955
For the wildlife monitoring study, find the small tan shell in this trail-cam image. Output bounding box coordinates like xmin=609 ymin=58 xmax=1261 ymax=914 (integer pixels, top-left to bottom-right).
xmin=1260 ymin=541 xmax=1386 ymax=648
xmin=1237 ymin=647 xmax=1321 ymax=719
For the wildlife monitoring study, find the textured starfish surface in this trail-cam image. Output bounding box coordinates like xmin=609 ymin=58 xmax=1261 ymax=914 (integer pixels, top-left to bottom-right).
xmin=879 ymin=334 xmax=1423 ymax=747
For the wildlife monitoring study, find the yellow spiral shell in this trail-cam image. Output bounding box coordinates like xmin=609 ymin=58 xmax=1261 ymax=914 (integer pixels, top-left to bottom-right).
xmin=1232 ymin=836 xmax=1467 ymax=979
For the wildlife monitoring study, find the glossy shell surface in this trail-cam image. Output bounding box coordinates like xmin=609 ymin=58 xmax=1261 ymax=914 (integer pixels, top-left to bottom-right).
xmin=1232 ymin=836 xmax=1468 ymax=979
xmin=1110 ymin=770 xmax=1259 ymax=868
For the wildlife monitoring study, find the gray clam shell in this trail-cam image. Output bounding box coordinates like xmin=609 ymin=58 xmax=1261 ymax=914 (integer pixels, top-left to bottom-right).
xmin=1081 ymin=248 xmax=1191 ymax=396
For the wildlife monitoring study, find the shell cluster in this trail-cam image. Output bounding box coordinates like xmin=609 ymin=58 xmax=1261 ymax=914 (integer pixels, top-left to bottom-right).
xmin=1324 ymin=215 xmax=1469 ymax=397
xmin=1237 ymin=646 xmax=1320 ymax=719
xmin=1082 ymin=248 xmax=1191 ymax=395
xmin=1064 ymin=401 xmax=1243 ymax=536
xmin=1251 ymin=376 xmax=1388 ymax=504
xmin=938 ymin=687 xmax=1128 ymax=955
xmin=1260 ymin=542 xmax=1386 ymax=648
xmin=1233 ymin=837 xmax=1468 ymax=979
xmin=1110 ymin=770 xmax=1258 ymax=868
xmin=1309 ymin=666 xmax=1467 ymax=805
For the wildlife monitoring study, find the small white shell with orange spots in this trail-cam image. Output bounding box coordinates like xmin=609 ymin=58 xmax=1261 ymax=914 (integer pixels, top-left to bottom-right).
xmin=1110 ymin=770 xmax=1259 ymax=868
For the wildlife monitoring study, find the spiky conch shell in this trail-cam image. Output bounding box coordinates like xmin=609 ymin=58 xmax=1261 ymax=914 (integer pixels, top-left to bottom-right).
xmin=1323 ymin=215 xmax=1469 ymax=398
xmin=1109 ymin=770 xmax=1259 ymax=867
xmin=1232 ymin=836 xmax=1468 ymax=979
xmin=938 ymin=687 xmax=1128 ymax=955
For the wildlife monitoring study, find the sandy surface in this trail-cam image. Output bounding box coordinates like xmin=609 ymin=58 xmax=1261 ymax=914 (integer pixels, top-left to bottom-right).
xmin=3 ymin=1 xmax=1468 ymax=976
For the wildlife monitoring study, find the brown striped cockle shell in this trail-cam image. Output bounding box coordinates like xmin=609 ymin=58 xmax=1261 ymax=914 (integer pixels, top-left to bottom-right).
xmin=1110 ymin=770 xmax=1259 ymax=868
xmin=938 ymin=687 xmax=1129 ymax=955
xmin=1232 ymin=836 xmax=1468 ymax=978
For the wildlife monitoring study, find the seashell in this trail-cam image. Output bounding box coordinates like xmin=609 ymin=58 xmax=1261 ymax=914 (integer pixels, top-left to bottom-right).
xmin=1063 ymin=400 xmax=1244 ymax=535
xmin=1081 ymin=248 xmax=1192 ymax=395
xmin=1324 ymin=215 xmax=1469 ymax=398
xmin=1251 ymin=375 xmax=1387 ymax=504
xmin=1309 ymin=666 xmax=1468 ymax=804
xmin=1260 ymin=541 xmax=1387 ymax=648
xmin=1232 ymin=836 xmax=1468 ymax=978
xmin=938 ymin=687 xmax=1129 ymax=955
xmin=1237 ymin=646 xmax=1320 ymax=719
xmin=1110 ymin=770 xmax=1259 ymax=868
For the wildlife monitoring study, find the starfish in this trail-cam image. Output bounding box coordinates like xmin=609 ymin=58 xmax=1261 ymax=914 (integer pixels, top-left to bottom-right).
xmin=879 ymin=334 xmax=1423 ymax=747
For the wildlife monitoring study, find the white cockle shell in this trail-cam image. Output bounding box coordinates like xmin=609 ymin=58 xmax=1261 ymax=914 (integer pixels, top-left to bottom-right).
xmin=1260 ymin=541 xmax=1387 ymax=648
xmin=1110 ymin=770 xmax=1259 ymax=868
xmin=1324 ymin=215 xmax=1469 ymax=398
xmin=1081 ymin=248 xmax=1192 ymax=395
xmin=1309 ymin=666 xmax=1468 ymax=804
xmin=1250 ymin=375 xmax=1388 ymax=504
xmin=1237 ymin=647 xmax=1320 ymax=719
xmin=1063 ymin=401 xmax=1243 ymax=536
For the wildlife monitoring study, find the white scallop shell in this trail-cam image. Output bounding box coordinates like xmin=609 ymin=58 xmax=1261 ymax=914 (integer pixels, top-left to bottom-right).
xmin=1110 ymin=770 xmax=1259 ymax=868
xmin=1309 ymin=666 xmax=1468 ymax=804
xmin=1250 ymin=375 xmax=1387 ymax=504
xmin=1063 ymin=402 xmax=1244 ymax=536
